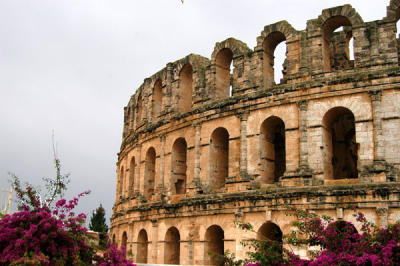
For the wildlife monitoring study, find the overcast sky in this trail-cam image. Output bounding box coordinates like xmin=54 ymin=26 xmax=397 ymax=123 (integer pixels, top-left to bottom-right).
xmin=0 ymin=0 xmax=390 ymax=224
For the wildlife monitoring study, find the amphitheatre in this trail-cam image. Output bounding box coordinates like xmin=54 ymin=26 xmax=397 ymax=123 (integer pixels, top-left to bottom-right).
xmin=111 ymin=1 xmax=400 ymax=264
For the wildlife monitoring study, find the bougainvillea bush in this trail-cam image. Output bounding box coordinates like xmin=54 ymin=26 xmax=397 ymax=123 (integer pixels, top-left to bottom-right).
xmin=0 ymin=191 xmax=136 ymax=265
xmin=1 ymin=155 xmax=135 ymax=265
xmin=222 ymin=207 xmax=400 ymax=266
xmin=0 ymin=192 xmax=92 ymax=264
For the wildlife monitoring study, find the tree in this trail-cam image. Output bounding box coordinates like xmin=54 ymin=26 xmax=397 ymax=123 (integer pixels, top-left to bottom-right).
xmin=89 ymin=204 xmax=109 ymax=248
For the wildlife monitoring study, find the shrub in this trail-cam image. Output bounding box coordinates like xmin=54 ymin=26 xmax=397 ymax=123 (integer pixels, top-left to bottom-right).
xmin=223 ymin=207 xmax=400 ymax=266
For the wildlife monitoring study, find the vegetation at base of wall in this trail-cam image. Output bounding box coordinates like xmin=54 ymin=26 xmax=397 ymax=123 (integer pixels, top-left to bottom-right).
xmin=219 ymin=206 xmax=400 ymax=266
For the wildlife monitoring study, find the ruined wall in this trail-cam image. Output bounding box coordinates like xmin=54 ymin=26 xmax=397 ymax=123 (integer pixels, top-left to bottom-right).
xmin=112 ymin=1 xmax=400 ymax=265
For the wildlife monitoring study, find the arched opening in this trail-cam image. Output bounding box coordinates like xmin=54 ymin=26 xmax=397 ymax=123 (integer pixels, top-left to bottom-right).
xmin=263 ymin=31 xmax=287 ymax=88
xmin=153 ymin=79 xmax=162 ymax=118
xmin=258 ymin=222 xmax=283 ymax=243
xmin=260 ymin=117 xmax=286 ymax=184
xmin=326 ymin=221 xmax=359 ymax=243
xmin=215 ymin=48 xmax=233 ymax=99
xmin=121 ymin=231 xmax=128 ymax=250
xmin=179 ymin=64 xmax=193 ymax=113
xmin=171 ymin=138 xmax=187 ymax=195
xmin=125 ymin=107 xmax=131 ymax=130
xmin=128 ymin=157 xmax=135 ymax=197
xmin=112 ymin=234 xmax=116 ymax=244
xmin=137 ymin=95 xmax=143 ymax=126
xmin=119 ymin=166 xmax=124 ymax=198
xmin=137 ymin=229 xmax=148 ymax=263
xmin=144 ymin=147 xmax=156 ymax=200
xmin=205 ymin=225 xmax=224 ymax=265
xmin=164 ymin=227 xmax=180 ymax=264
xmin=322 ymin=16 xmax=354 ymax=71
xmin=257 ymin=222 xmax=283 ymax=256
xmin=322 ymin=107 xmax=358 ymax=180
xmin=209 ymin=127 xmax=229 ymax=190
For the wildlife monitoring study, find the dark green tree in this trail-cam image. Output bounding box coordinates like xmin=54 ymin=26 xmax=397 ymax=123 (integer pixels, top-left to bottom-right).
xmin=89 ymin=204 xmax=109 ymax=248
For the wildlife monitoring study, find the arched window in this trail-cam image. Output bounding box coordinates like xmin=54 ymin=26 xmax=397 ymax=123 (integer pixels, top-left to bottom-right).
xmin=178 ymin=64 xmax=193 ymax=113
xmin=260 ymin=117 xmax=286 ymax=184
xmin=209 ymin=127 xmax=229 ymax=189
xmin=137 ymin=95 xmax=143 ymax=126
xmin=205 ymin=225 xmax=224 ymax=265
xmin=119 ymin=166 xmax=124 ymax=198
xmin=164 ymin=227 xmax=180 ymax=264
xmin=128 ymin=157 xmax=135 ymax=197
xmin=171 ymin=138 xmax=187 ymax=195
xmin=121 ymin=231 xmax=127 ymax=249
xmin=263 ymin=32 xmax=287 ymax=87
xmin=257 ymin=222 xmax=283 ymax=255
xmin=322 ymin=17 xmax=354 ymax=71
xmin=215 ymin=48 xmax=233 ymax=99
xmin=258 ymin=222 xmax=283 ymax=243
xmin=153 ymin=79 xmax=162 ymax=118
xmin=137 ymin=229 xmax=148 ymax=263
xmin=144 ymin=147 xmax=156 ymax=200
xmin=322 ymin=107 xmax=358 ymax=180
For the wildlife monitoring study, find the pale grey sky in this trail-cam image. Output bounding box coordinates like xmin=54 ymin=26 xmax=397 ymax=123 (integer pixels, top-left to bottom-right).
xmin=0 ymin=0 xmax=389 ymax=223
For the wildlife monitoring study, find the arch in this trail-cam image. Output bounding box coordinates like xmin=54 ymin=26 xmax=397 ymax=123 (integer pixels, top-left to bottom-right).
xmin=164 ymin=227 xmax=180 ymax=264
xmin=153 ymin=79 xmax=162 ymax=118
xmin=205 ymin=225 xmax=224 ymax=265
xmin=326 ymin=221 xmax=359 ymax=243
xmin=136 ymin=94 xmax=143 ymax=126
xmin=322 ymin=107 xmax=358 ymax=180
xmin=171 ymin=138 xmax=187 ymax=195
xmin=209 ymin=127 xmax=229 ymax=190
xmin=263 ymin=31 xmax=287 ymax=87
xmin=121 ymin=231 xmax=127 ymax=249
xmin=119 ymin=166 xmax=124 ymax=198
xmin=257 ymin=222 xmax=283 ymax=243
xmin=137 ymin=229 xmax=148 ymax=263
xmin=144 ymin=147 xmax=156 ymax=199
xmin=178 ymin=64 xmax=193 ymax=113
xmin=260 ymin=116 xmax=286 ymax=184
xmin=317 ymin=5 xmax=363 ymax=72
xmin=112 ymin=234 xmax=116 ymax=244
xmin=128 ymin=157 xmax=135 ymax=197
xmin=257 ymin=222 xmax=283 ymax=256
xmin=322 ymin=16 xmax=353 ymax=71
xmin=215 ymin=48 xmax=233 ymax=99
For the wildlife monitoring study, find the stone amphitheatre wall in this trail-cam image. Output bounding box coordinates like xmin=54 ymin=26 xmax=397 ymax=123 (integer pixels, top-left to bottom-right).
xmin=111 ymin=1 xmax=400 ymax=265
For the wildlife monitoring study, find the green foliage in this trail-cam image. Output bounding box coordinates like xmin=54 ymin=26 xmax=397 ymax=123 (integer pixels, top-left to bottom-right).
xmin=89 ymin=204 xmax=109 ymax=248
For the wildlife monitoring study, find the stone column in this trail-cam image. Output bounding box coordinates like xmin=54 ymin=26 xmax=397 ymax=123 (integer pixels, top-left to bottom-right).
xmin=298 ymin=100 xmax=309 ymax=168
xmin=127 ymin=222 xmax=134 ymax=258
xmin=377 ymin=206 xmax=388 ymax=228
xmin=135 ymin=144 xmax=142 ymax=193
xmin=166 ymin=63 xmax=173 ymax=109
xmin=234 ymin=211 xmax=245 ymax=259
xmin=151 ymin=219 xmax=159 ymax=263
xmin=158 ymin=134 xmax=166 ymax=189
xmin=239 ymin=112 xmax=249 ymax=175
xmin=370 ymin=89 xmax=384 ymax=161
xmin=194 ymin=122 xmax=202 ymax=183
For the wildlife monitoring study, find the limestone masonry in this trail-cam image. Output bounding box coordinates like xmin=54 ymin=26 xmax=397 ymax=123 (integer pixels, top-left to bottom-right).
xmin=111 ymin=1 xmax=400 ymax=264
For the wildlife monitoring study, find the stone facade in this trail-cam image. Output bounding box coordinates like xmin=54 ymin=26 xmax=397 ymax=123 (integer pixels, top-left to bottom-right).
xmin=111 ymin=1 xmax=400 ymax=264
